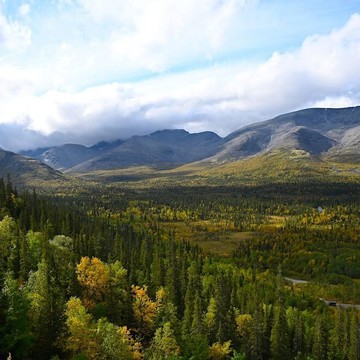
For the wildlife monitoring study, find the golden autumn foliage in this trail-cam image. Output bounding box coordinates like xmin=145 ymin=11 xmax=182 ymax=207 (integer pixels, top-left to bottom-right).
xmin=65 ymin=297 xmax=143 ymax=360
xmin=118 ymin=326 xmax=143 ymax=360
xmin=235 ymin=313 xmax=252 ymax=337
xmin=132 ymin=285 xmax=158 ymax=335
xmin=155 ymin=286 xmax=166 ymax=305
xmin=209 ymin=341 xmax=232 ymax=360
xmin=65 ymin=297 xmax=99 ymax=359
xmin=76 ymin=257 xmax=109 ymax=308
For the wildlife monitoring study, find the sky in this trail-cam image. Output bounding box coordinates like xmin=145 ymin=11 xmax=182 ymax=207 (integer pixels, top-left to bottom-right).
xmin=1 ymin=0 xmax=360 ymax=151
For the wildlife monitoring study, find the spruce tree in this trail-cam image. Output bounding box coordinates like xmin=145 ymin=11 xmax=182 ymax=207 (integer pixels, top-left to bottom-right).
xmin=348 ymin=311 xmax=360 ymax=360
xmin=270 ymin=303 xmax=290 ymax=360
xmin=312 ymin=314 xmax=329 ymax=360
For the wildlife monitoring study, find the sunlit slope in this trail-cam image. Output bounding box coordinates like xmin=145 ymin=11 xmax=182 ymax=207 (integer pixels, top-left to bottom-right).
xmin=72 ymin=150 xmax=360 ymax=187
xmin=211 ymin=107 xmax=360 ymax=163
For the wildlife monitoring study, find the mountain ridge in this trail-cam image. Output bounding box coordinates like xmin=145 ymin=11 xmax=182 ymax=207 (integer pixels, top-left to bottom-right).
xmin=16 ymin=106 xmax=360 ymax=173
xmin=209 ymin=106 xmax=360 ymax=163
xmin=0 ymin=148 xmax=65 ymax=187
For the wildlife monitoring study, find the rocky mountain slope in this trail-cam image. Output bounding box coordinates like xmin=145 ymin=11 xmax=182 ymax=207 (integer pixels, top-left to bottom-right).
xmin=212 ymin=107 xmax=359 ymax=163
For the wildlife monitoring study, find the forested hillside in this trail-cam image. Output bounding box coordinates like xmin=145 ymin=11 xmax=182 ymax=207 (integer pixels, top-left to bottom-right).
xmin=0 ymin=177 xmax=359 ymax=360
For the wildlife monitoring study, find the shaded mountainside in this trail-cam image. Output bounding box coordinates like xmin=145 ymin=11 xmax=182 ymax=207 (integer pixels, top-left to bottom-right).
xmin=69 ymin=129 xmax=222 ymax=172
xmin=38 ymin=144 xmax=102 ymax=171
xmin=0 ymin=149 xmax=65 ymax=187
xmin=21 ymin=106 xmax=360 ymax=173
xmin=21 ymin=139 xmax=124 ymax=172
xmin=26 ymin=129 xmax=222 ymax=172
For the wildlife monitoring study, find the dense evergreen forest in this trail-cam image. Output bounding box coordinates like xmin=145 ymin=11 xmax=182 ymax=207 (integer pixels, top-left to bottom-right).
xmin=0 ymin=177 xmax=359 ymax=360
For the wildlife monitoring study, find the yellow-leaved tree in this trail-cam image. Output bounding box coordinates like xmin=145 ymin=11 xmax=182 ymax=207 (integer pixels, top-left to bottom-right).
xmin=65 ymin=297 xmax=143 ymax=360
xmin=209 ymin=341 xmax=232 ymax=360
xmin=132 ymin=285 xmax=158 ymax=337
xmin=76 ymin=257 xmax=109 ymax=309
xmin=65 ymin=297 xmax=99 ymax=359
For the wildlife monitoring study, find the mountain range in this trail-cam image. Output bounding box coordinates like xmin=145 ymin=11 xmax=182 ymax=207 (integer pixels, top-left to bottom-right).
xmin=19 ymin=106 xmax=359 ymax=175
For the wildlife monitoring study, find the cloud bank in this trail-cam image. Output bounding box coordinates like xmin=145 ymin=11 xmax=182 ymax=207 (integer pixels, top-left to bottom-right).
xmin=0 ymin=2 xmax=359 ymax=151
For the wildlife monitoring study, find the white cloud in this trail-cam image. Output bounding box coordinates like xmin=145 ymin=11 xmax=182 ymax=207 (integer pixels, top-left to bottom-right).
xmin=19 ymin=3 xmax=30 ymax=17
xmin=0 ymin=64 xmax=37 ymax=106
xmin=311 ymin=95 xmax=360 ymax=109
xmin=78 ymin=0 xmax=255 ymax=72
xmin=0 ymin=6 xmax=31 ymax=50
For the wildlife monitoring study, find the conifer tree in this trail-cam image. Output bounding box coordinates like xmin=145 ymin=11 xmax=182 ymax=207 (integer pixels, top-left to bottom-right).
xmin=205 ymin=297 xmax=218 ymax=343
xmin=329 ymin=308 xmax=345 ymax=360
xmin=182 ymin=261 xmax=201 ymax=337
xmin=105 ymin=260 xmax=130 ymax=324
xmin=249 ymin=309 xmax=266 ymax=360
xmin=191 ymin=289 xmax=204 ymax=336
xmin=312 ymin=314 xmax=329 ymax=360
xmin=19 ymin=233 xmax=30 ymax=281
xmin=214 ymin=270 xmax=232 ymax=343
xmin=348 ymin=311 xmax=360 ymax=360
xmin=0 ymin=272 xmax=33 ymax=359
xmin=26 ymin=259 xmax=65 ymax=359
xmin=270 ymin=303 xmax=290 ymax=360
xmin=150 ymin=321 xmax=180 ymax=359
xmin=0 ymin=216 xmax=17 ymax=277
xmin=292 ymin=309 xmax=306 ymax=358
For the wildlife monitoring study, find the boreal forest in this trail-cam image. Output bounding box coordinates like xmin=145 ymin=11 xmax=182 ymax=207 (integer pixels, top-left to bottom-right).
xmin=0 ymin=173 xmax=359 ymax=360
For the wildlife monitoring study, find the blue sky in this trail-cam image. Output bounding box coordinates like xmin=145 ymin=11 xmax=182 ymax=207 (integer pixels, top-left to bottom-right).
xmin=1 ymin=0 xmax=360 ymax=151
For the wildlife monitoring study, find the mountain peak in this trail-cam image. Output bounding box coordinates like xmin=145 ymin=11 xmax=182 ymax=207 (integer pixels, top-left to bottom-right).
xmin=216 ymin=106 xmax=360 ymax=163
xmin=149 ymin=129 xmax=189 ymax=138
